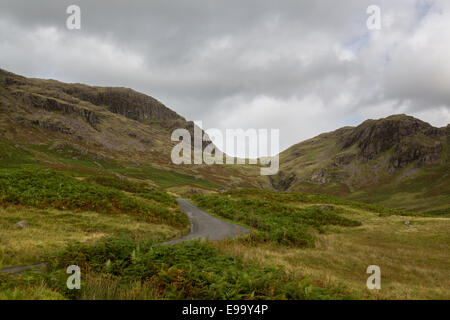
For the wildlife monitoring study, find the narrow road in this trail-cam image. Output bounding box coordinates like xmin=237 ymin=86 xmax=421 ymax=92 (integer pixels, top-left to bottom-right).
xmin=0 ymin=263 xmax=46 ymax=275
xmin=0 ymin=199 xmax=249 ymax=275
xmin=164 ymin=198 xmax=250 ymax=244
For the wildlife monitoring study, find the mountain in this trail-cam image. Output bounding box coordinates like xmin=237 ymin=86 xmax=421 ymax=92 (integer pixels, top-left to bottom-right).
xmin=1 ymin=69 xmax=448 ymax=213
xmin=0 ymin=68 xmax=266 ymax=189
xmin=272 ymin=115 xmax=450 ymax=213
xmin=0 ymin=68 xmax=193 ymax=159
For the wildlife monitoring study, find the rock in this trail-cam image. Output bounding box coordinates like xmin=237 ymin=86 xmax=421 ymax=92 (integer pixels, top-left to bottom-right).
xmin=14 ymin=220 xmax=29 ymax=228
xmin=310 ymin=171 xmax=329 ymax=185
xmin=63 ymin=87 xmax=183 ymax=122
xmin=390 ymin=141 xmax=443 ymax=168
xmin=341 ymin=115 xmax=443 ymax=167
xmin=112 ymin=172 xmax=127 ymax=180
xmin=269 ymin=172 xmax=296 ymax=191
xmin=319 ymin=205 xmax=334 ymax=211
xmin=332 ymin=152 xmax=356 ymax=166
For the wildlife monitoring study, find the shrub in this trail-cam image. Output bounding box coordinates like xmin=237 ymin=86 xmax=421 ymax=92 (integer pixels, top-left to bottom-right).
xmin=222 ymin=189 xmax=420 ymax=216
xmin=138 ymin=189 xmax=178 ymax=207
xmin=85 ymin=175 xmax=152 ymax=193
xmin=0 ymin=169 xmax=188 ymax=228
xmin=53 ymin=237 xmax=353 ymax=300
xmin=191 ymin=193 xmax=362 ymax=247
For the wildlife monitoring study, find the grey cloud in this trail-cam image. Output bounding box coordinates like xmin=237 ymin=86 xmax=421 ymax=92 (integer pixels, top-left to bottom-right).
xmin=0 ymin=0 xmax=449 ymax=154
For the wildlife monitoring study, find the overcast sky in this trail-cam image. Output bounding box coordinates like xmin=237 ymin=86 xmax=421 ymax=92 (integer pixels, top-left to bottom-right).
xmin=1 ymin=0 xmax=449 ymax=155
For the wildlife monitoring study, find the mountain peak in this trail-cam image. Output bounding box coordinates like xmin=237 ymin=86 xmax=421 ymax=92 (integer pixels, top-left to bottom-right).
xmin=0 ymin=68 xmax=184 ymax=123
xmin=343 ymin=114 xmax=441 ymax=160
xmin=0 ymin=68 xmax=194 ymax=163
xmin=274 ymin=113 xmax=447 ymax=199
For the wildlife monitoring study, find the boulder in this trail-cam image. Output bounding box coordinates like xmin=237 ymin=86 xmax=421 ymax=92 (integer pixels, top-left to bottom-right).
xmin=14 ymin=220 xmax=29 ymax=228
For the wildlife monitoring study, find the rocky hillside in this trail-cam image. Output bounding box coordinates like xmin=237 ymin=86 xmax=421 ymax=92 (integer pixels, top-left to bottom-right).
xmin=0 ymin=68 xmax=184 ymax=156
xmin=1 ymin=69 xmax=447 ymax=212
xmin=0 ymin=68 xmax=265 ymax=188
xmin=272 ymin=115 xmax=449 ymax=213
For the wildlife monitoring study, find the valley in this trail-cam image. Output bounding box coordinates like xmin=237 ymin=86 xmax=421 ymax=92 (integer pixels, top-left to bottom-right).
xmin=0 ymin=69 xmax=448 ymax=300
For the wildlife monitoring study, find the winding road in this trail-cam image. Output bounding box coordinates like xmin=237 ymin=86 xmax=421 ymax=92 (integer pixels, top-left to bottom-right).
xmin=164 ymin=198 xmax=250 ymax=244
xmin=0 ymin=198 xmax=249 ymax=275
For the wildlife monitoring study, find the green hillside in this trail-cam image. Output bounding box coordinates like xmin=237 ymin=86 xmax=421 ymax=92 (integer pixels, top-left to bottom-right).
xmin=274 ymin=115 xmax=450 ymax=214
xmin=0 ymin=69 xmax=448 ymax=300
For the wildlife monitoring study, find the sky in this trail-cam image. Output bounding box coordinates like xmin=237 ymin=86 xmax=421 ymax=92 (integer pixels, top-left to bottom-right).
xmin=1 ymin=0 xmax=449 ymax=156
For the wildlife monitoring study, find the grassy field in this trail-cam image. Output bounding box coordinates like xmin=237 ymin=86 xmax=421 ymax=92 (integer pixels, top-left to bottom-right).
xmin=1 ymin=181 xmax=448 ymax=300
xmin=191 ymin=193 xmax=362 ymax=247
xmin=0 ymin=165 xmax=358 ymax=300
xmin=0 ymin=166 xmax=190 ymax=269
xmin=1 ymin=238 xmax=354 ymax=300
xmin=0 ymin=169 xmax=188 ymax=228
xmin=192 ymin=190 xmax=450 ymax=300
xmin=0 ymin=136 xmax=448 ymax=300
xmin=347 ymin=164 xmax=450 ymax=216
xmin=0 ymin=138 xmax=223 ymax=192
xmin=0 ymin=206 xmax=181 ymax=268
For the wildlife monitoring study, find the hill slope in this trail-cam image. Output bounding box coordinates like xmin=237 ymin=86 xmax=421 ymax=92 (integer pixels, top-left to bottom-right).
xmin=273 ymin=115 xmax=450 ymax=213
xmin=1 ymin=69 xmax=448 ymax=212
xmin=0 ymin=68 xmax=266 ymax=189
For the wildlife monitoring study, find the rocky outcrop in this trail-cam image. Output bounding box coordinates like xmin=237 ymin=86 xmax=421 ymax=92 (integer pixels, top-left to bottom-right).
xmin=310 ymin=170 xmax=331 ymax=184
xmin=0 ymin=68 xmax=218 ymax=163
xmin=31 ymin=118 xmax=74 ymax=135
xmin=390 ymin=140 xmax=443 ymax=168
xmin=0 ymin=69 xmax=27 ymax=87
xmin=332 ymin=152 xmax=356 ymax=166
xmin=342 ymin=115 xmax=441 ymax=160
xmin=15 ymin=91 xmax=99 ymax=127
xmin=275 ymin=114 xmax=448 ymax=194
xmin=269 ymin=172 xmax=296 ymax=190
xmin=339 ymin=115 xmax=445 ymax=169
xmin=61 ymin=87 xmax=183 ymax=122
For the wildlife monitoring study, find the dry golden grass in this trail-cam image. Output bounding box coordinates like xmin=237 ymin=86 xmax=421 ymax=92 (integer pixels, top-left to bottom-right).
xmin=78 ymin=273 xmax=163 ymax=300
xmin=0 ymin=206 xmax=182 ymax=268
xmin=0 ymin=282 xmax=66 ymax=300
xmin=214 ymin=206 xmax=450 ymax=300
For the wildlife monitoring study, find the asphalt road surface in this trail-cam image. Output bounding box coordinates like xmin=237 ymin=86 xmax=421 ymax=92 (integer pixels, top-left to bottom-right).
xmin=164 ymin=198 xmax=250 ymax=244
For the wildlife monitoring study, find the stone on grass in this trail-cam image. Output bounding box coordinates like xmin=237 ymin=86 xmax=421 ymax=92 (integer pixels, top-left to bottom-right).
xmin=14 ymin=220 xmax=29 ymax=228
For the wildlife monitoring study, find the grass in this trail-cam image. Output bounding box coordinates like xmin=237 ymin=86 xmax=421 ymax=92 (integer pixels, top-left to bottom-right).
xmin=347 ymin=164 xmax=450 ymax=216
xmin=85 ymin=175 xmax=152 ymax=193
xmin=27 ymin=143 xmax=120 ymax=170
xmin=0 ymin=140 xmax=34 ymax=168
xmin=0 ymin=238 xmax=354 ymax=300
xmin=0 ymin=169 xmax=188 ymax=229
xmin=0 ymin=277 xmax=66 ymax=300
xmin=1 ymin=138 xmax=223 ymax=192
xmin=215 ymin=213 xmax=450 ymax=300
xmin=116 ymin=165 xmax=220 ymax=189
xmin=191 ymin=193 xmax=361 ymax=247
xmin=0 ymin=133 xmax=447 ymax=300
xmin=195 ymin=189 xmax=450 ymax=299
xmin=0 ymin=206 xmax=181 ymax=268
xmin=223 ymin=188 xmax=424 ymax=216
xmin=0 ymin=166 xmax=189 ymax=270
xmin=138 ymin=189 xmax=178 ymax=207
